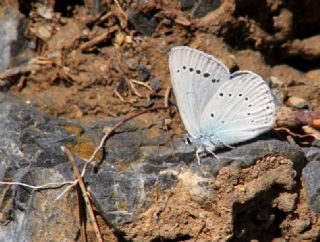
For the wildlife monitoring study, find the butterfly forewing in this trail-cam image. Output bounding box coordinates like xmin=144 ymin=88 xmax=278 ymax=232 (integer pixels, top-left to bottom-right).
xmin=169 ymin=46 xmax=230 ymax=138
xmin=200 ymin=71 xmax=275 ymax=145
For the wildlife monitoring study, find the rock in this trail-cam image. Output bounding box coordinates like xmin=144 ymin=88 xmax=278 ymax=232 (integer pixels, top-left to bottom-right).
xmin=47 ymin=19 xmax=82 ymax=51
xmin=276 ymin=106 xmax=303 ymax=129
xmin=36 ymin=4 xmax=54 ymax=19
xmin=303 ymin=146 xmax=320 ymax=162
xmin=126 ymin=58 xmax=139 ymax=70
xmin=234 ymin=50 xmax=271 ymax=80
xmin=302 ymin=160 xmax=320 ymax=214
xmin=127 ymin=9 xmax=158 ymax=36
xmin=287 ymin=96 xmax=311 ymax=110
xmin=149 ymin=79 xmax=161 ymax=92
xmin=36 ymin=24 xmax=53 ymax=40
xmin=138 ymin=63 xmax=150 ymax=81
xmin=286 ymin=35 xmax=320 ymax=60
xmin=0 ymin=7 xmax=28 ymax=71
xmin=0 ymin=93 xmax=311 ymax=241
xmin=179 ymin=0 xmax=222 ymax=18
xmin=273 ymin=192 xmax=297 ymax=212
xmin=271 ymin=64 xmax=306 ymax=86
xmin=0 ymin=94 xmax=80 ymax=242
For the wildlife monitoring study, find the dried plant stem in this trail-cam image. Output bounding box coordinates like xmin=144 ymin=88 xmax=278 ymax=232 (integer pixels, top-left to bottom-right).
xmin=62 ymin=147 xmax=103 ymax=242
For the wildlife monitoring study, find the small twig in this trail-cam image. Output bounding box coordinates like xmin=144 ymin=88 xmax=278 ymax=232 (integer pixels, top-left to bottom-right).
xmin=0 ymin=185 xmax=11 ymax=208
xmin=130 ymin=79 xmax=153 ymax=91
xmin=114 ymin=0 xmax=128 ymax=21
xmin=113 ymin=89 xmax=126 ymax=103
xmin=129 ymin=81 xmax=142 ymax=97
xmin=164 ymin=86 xmax=171 ymax=108
xmin=96 ymin=12 xmax=113 ymax=25
xmin=0 ymin=180 xmax=74 ymax=189
xmin=55 ymin=180 xmax=78 ymax=201
xmin=77 ymin=185 xmax=87 ymax=242
xmin=62 ymin=147 xmax=103 ymax=242
xmin=80 ymin=26 xmax=118 ymax=51
xmin=0 ymin=64 xmax=41 ymax=80
xmin=274 ymin=127 xmax=320 ymax=140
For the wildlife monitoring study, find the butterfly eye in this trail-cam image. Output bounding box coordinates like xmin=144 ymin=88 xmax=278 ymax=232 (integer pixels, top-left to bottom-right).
xmin=219 ymin=93 xmax=224 ymax=97
xmin=183 ymin=66 xmax=186 ymax=70
xmin=184 ymin=137 xmax=191 ymax=144
xmin=228 ymin=93 xmax=232 ymax=97
xmin=239 ymin=93 xmax=243 ymax=97
xmin=189 ymin=68 xmax=194 ymax=72
xmin=196 ymin=70 xmax=201 ymax=74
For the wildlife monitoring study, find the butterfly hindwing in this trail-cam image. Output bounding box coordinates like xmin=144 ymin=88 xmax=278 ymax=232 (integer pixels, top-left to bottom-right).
xmin=200 ymin=71 xmax=276 ymax=145
xmin=169 ymin=46 xmax=230 ymax=137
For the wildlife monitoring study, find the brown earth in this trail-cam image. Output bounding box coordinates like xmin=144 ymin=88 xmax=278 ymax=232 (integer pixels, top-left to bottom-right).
xmin=2 ymin=0 xmax=320 ymax=241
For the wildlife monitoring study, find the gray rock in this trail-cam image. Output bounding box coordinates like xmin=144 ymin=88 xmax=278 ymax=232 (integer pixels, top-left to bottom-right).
xmin=0 ymin=93 xmax=312 ymax=241
xmin=0 ymin=94 xmax=80 ymax=242
xmin=127 ymin=8 xmax=158 ymax=36
xmin=303 ymin=160 xmax=320 ymax=214
xmin=149 ymin=79 xmax=162 ymax=92
xmin=179 ymin=0 xmax=222 ymax=18
xmin=0 ymin=7 xmax=28 ymax=71
xmin=138 ymin=64 xmax=150 ymax=81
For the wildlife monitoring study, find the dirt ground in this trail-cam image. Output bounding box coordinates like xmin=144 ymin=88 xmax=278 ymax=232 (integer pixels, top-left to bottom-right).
xmin=2 ymin=0 xmax=320 ymax=241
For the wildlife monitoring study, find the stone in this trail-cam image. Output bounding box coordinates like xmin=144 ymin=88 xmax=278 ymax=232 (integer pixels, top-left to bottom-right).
xmin=0 ymin=94 xmax=80 ymax=242
xmin=179 ymin=0 xmax=222 ymax=18
xmin=302 ymin=160 xmax=320 ymax=214
xmin=149 ymin=79 xmax=161 ymax=92
xmin=138 ymin=63 xmax=150 ymax=81
xmin=0 ymin=7 xmax=27 ymax=71
xmin=287 ymin=96 xmax=311 ymax=110
xmin=0 ymin=93 xmax=312 ymax=241
xmin=127 ymin=8 xmax=158 ymax=36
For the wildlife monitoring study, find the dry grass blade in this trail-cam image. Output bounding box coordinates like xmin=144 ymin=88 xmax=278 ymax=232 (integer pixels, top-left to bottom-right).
xmin=62 ymin=146 xmax=104 ymax=242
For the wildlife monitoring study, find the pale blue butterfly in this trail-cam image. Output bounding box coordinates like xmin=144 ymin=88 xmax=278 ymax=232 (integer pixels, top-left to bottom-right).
xmin=169 ymin=46 xmax=276 ymax=164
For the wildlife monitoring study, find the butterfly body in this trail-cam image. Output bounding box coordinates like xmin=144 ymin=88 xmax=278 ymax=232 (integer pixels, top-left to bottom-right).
xmin=169 ymin=46 xmax=276 ymax=163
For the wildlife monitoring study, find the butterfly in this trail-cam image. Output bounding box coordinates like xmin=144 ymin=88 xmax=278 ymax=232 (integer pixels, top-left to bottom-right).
xmin=169 ymin=46 xmax=276 ymax=164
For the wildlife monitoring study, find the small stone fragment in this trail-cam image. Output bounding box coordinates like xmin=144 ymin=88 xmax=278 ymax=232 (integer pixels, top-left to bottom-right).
xmin=273 ymin=192 xmax=297 ymax=212
xmin=139 ymin=64 xmax=150 ymax=81
xmin=287 ymin=96 xmax=311 ymax=110
xmin=149 ymin=79 xmax=161 ymax=92
xmin=302 ymin=160 xmax=320 ymax=214
xmin=128 ymin=9 xmax=158 ymax=36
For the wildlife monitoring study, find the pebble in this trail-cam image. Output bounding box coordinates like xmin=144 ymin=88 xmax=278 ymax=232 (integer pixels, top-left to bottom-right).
xmin=139 ymin=64 xmax=150 ymax=81
xmin=127 ymin=8 xmax=158 ymax=36
xmin=287 ymin=96 xmax=311 ymax=110
xmin=149 ymin=79 xmax=161 ymax=92
xmin=302 ymin=160 xmax=320 ymax=214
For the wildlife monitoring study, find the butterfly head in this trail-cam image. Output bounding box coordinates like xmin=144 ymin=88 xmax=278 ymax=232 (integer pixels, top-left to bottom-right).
xmin=184 ymin=133 xmax=221 ymax=153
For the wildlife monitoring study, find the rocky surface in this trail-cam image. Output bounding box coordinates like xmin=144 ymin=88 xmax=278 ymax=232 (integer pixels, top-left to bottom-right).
xmin=0 ymin=93 xmax=319 ymax=241
xmin=0 ymin=0 xmax=320 ymax=241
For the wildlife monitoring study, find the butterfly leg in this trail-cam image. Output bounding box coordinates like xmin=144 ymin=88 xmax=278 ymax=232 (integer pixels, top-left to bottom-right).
xmin=196 ymin=148 xmax=204 ymax=165
xmin=207 ymin=149 xmax=220 ymax=161
xmin=223 ymin=143 xmax=234 ymax=149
